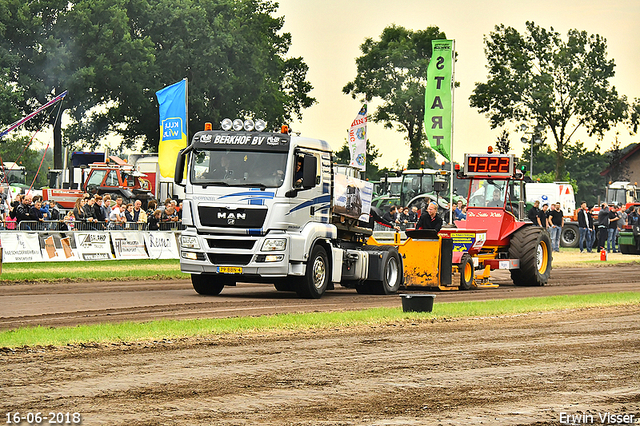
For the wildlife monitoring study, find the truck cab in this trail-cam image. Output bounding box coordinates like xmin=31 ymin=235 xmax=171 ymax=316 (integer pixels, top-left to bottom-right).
xmin=175 ymin=125 xmax=338 ymax=296
xmin=176 ymin=121 xmax=402 ymax=299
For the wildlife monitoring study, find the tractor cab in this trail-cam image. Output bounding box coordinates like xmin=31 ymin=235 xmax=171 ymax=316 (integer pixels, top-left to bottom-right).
xmin=454 ymin=149 xmax=552 ymax=287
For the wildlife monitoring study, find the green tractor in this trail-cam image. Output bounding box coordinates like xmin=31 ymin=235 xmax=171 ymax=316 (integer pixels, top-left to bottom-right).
xmin=618 ymin=223 xmax=640 ymax=254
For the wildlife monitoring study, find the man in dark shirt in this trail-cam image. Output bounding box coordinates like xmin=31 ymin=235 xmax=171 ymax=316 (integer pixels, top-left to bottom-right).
xmin=577 ymin=201 xmax=592 ymax=253
xmin=382 ymin=205 xmax=398 ymax=225
xmin=416 ymin=202 xmax=442 ymax=232
xmin=15 ymin=195 xmax=34 ymax=228
xmin=547 ymin=202 xmax=563 ymax=252
xmin=538 ymin=203 xmax=549 ymax=230
xmin=527 ymin=200 xmax=542 ymax=226
xmin=597 ymin=203 xmax=609 ymax=251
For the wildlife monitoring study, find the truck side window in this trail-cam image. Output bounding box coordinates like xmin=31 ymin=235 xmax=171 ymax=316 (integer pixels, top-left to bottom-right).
xmin=294 ymin=156 xmax=304 ymax=188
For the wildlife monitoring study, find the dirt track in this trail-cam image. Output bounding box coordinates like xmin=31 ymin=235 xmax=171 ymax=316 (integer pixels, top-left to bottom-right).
xmin=1 ymin=261 xmax=639 ymax=425
xmin=1 ymin=305 xmax=638 ymax=425
xmin=1 ymin=262 xmax=640 ymax=330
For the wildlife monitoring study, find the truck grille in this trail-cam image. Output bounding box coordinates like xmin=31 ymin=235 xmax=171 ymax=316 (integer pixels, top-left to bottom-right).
xmin=207 ymin=253 xmax=253 ymax=265
xmin=207 ymin=239 xmax=256 ymax=250
xmin=198 ymin=207 xmax=267 ymax=228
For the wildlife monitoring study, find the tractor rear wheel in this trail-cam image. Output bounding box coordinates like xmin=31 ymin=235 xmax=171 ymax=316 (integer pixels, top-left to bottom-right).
xmin=458 ymin=253 xmax=474 ymax=290
xmin=508 ymin=227 xmax=552 ymax=286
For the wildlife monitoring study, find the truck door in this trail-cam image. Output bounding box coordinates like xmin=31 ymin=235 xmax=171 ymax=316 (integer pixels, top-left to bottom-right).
xmin=287 ymin=151 xmax=330 ymax=227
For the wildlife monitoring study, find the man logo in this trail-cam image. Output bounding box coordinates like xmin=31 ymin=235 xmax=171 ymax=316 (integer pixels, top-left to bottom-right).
xmin=228 ymin=218 xmax=235 ymax=225
xmin=217 ymin=212 xmax=246 ymax=220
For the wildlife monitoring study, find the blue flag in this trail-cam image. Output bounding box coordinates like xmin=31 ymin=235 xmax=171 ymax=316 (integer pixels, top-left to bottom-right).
xmin=156 ymin=79 xmax=188 ymax=178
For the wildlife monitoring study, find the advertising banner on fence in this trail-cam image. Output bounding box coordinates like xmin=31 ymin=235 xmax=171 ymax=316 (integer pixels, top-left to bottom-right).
xmin=1 ymin=233 xmax=41 ymax=262
xmin=75 ymin=232 xmax=114 ymax=261
xmin=39 ymin=233 xmax=78 ymax=261
xmin=144 ymin=231 xmax=180 ymax=259
xmin=110 ymin=231 xmax=149 ymax=260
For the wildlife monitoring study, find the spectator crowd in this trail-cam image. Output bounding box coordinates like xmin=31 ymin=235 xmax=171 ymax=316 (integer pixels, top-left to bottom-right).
xmin=2 ymin=193 xmax=184 ymax=231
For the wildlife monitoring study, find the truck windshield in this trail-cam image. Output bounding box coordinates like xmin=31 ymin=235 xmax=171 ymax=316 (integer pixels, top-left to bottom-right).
xmin=190 ymin=149 xmax=287 ymax=188
xmin=468 ymin=179 xmax=508 ymax=207
xmin=401 ymin=174 xmax=434 ymax=206
xmin=607 ymin=188 xmax=627 ymax=205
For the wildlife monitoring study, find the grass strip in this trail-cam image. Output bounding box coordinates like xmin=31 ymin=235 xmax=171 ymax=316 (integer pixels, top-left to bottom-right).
xmin=1 ymin=291 xmax=638 ymax=348
xmin=0 ymin=259 xmax=188 ymax=282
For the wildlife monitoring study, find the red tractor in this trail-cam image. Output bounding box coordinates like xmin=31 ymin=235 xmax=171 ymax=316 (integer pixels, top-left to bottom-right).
xmin=453 ymin=151 xmax=552 ymax=287
xmin=43 ymin=156 xmax=153 ymax=210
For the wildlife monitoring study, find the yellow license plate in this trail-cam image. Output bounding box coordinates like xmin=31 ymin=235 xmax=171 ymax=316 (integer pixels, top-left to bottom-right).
xmin=218 ymin=266 xmax=242 ymax=274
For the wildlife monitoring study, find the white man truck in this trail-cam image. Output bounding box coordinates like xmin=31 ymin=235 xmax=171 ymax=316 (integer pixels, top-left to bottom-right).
xmin=174 ymin=123 xmax=405 ymax=298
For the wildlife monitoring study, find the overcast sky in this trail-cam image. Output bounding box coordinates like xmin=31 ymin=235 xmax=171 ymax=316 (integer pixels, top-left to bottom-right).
xmin=276 ymin=0 xmax=640 ymax=167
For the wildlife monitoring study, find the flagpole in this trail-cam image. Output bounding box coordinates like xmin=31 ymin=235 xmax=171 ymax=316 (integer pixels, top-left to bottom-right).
xmin=449 ymin=40 xmax=456 ymax=225
xmin=184 ymin=78 xmax=189 ymax=142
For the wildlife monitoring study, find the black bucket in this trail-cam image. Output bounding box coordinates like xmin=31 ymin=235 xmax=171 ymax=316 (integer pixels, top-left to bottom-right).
xmin=400 ymin=294 xmax=436 ymax=313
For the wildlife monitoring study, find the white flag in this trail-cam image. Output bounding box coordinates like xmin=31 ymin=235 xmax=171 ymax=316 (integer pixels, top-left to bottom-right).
xmin=349 ymin=105 xmax=367 ymax=171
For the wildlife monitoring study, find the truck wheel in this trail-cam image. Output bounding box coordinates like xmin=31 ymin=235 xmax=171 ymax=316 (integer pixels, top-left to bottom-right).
xmin=458 ymin=253 xmax=474 ymax=290
xmin=273 ymin=279 xmax=296 ymax=292
xmin=296 ymin=245 xmax=329 ymax=299
xmin=370 ymin=248 xmax=402 ymax=295
xmin=560 ymin=225 xmax=579 ymax=248
xmin=508 ymin=227 xmax=552 ymax=287
xmin=191 ymin=274 xmax=225 ymax=295
xmin=355 ymin=284 xmax=372 ymax=294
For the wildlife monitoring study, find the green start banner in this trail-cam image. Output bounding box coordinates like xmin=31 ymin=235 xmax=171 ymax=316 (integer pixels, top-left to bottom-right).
xmin=424 ymin=39 xmax=454 ymax=161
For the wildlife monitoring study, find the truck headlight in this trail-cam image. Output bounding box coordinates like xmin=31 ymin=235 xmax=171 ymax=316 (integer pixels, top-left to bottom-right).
xmin=181 ymin=235 xmax=200 ymax=249
xmin=261 ymin=238 xmax=286 ymax=251
xmin=181 ymin=200 xmax=193 ymax=226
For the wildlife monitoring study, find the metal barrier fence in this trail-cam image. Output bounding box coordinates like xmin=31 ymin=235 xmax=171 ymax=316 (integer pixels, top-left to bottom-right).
xmin=8 ymin=220 xmax=185 ymax=232
xmin=373 ymin=221 xmax=416 ymax=232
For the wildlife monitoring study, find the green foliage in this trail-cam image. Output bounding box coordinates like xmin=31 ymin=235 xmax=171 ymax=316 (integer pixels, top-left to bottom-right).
xmin=471 ymin=22 xmax=628 ymax=180
xmin=495 ymin=129 xmax=511 ymax=154
xmin=0 ymin=0 xmax=315 ymax=164
xmin=334 ymin=140 xmax=382 ymax=180
xmin=343 ymin=25 xmax=444 ymax=168
xmin=628 ymin=98 xmax=640 ymax=134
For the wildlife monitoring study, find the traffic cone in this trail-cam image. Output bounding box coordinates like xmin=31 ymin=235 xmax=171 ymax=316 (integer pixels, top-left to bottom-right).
xmin=600 ymin=248 xmax=607 ymax=261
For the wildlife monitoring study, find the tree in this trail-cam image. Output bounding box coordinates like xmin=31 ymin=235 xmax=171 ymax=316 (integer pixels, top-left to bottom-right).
xmin=0 ymin=0 xmax=315 ymax=168
xmin=334 ymin=140 xmax=382 ymax=180
xmin=470 ymin=22 xmax=628 ymax=180
xmin=343 ymin=25 xmax=445 ymax=168
xmin=495 ymin=129 xmax=511 ymax=154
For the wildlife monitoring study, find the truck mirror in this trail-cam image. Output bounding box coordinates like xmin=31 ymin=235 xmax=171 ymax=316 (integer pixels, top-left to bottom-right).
xmin=174 ymin=147 xmax=190 ymax=187
xmin=302 ymin=155 xmax=317 ymax=189
xmin=434 ymin=179 xmax=447 ymax=193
